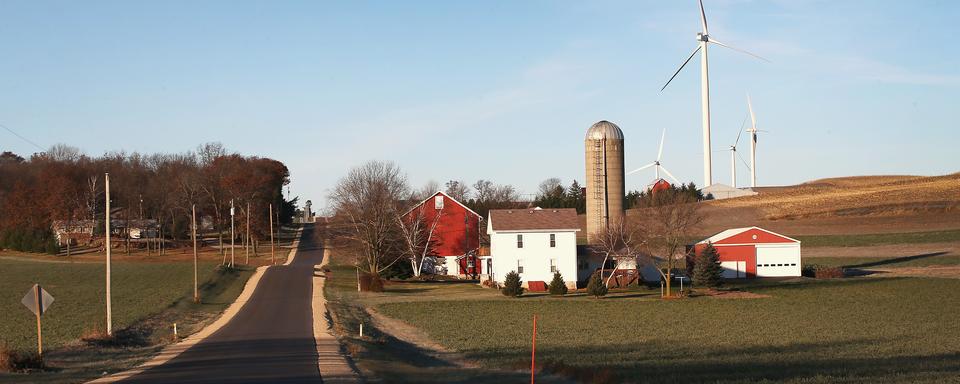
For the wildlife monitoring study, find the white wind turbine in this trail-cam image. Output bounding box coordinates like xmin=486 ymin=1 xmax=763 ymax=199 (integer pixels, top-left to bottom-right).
xmin=660 ymin=0 xmax=767 ymax=188
xmin=726 ymin=117 xmax=751 ymax=188
xmin=746 ymin=94 xmax=766 ymax=188
xmin=627 ymin=128 xmax=682 ymax=185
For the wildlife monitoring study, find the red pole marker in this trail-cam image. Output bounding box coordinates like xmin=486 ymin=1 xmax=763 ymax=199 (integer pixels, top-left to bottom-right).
xmin=531 ymin=314 xmax=537 ymax=384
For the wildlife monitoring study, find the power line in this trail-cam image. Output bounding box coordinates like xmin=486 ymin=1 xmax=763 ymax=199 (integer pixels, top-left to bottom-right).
xmin=0 ymin=123 xmax=45 ymax=151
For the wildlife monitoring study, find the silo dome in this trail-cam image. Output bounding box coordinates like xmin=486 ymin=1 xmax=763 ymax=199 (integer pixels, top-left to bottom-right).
xmin=585 ymin=120 xmax=624 ymax=141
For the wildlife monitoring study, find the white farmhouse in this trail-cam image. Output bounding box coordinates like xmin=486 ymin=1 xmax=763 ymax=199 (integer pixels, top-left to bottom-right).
xmin=484 ymin=208 xmax=580 ymax=290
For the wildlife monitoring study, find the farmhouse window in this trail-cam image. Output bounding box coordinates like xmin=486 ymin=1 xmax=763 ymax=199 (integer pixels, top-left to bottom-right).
xmin=550 ymin=259 xmax=557 ymax=273
xmin=549 ymin=234 xmax=556 ymax=247
xmin=517 ymin=234 xmax=523 ymax=248
xmin=434 ymin=196 xmax=444 ymax=209
xmin=517 ymin=260 xmax=524 ymax=274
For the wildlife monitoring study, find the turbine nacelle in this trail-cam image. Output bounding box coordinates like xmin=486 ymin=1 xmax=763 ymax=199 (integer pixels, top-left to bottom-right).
xmin=697 ymin=32 xmax=709 ymax=42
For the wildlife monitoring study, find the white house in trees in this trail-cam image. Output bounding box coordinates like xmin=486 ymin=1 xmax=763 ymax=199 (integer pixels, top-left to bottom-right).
xmin=484 ymin=208 xmax=580 ymax=290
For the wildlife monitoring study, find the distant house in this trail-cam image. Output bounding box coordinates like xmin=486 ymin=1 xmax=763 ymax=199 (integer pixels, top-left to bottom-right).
xmin=52 ymin=220 xmax=97 ymax=246
xmin=484 ymin=208 xmax=580 ymax=290
xmin=693 ymin=226 xmax=802 ymax=278
xmin=402 ymin=191 xmax=482 ymax=277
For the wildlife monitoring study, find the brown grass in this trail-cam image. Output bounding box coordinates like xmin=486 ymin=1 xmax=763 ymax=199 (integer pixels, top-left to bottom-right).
xmin=705 ymin=173 xmax=960 ymax=220
xmin=0 ymin=344 xmax=44 ymax=373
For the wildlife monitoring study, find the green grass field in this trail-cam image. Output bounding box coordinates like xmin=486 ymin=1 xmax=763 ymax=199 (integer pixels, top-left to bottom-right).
xmin=804 ymin=253 xmax=960 ymax=268
xmin=372 ymin=277 xmax=959 ymax=383
xmin=795 ymin=229 xmax=960 ymax=247
xmin=0 ymin=259 xmax=250 ymax=352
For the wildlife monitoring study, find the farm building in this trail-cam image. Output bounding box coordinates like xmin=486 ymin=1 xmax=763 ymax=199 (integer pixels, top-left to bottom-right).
xmin=403 ymin=191 xmax=482 ymax=277
xmin=693 ymin=226 xmax=802 ymax=278
xmin=483 ymin=208 xmax=580 ymax=290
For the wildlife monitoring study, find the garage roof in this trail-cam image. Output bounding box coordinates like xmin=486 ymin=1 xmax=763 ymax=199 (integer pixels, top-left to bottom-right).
xmin=698 ymin=226 xmax=800 ymax=245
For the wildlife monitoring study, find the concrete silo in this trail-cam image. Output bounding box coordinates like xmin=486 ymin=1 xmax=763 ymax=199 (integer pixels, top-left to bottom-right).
xmin=584 ymin=120 xmax=625 ymax=243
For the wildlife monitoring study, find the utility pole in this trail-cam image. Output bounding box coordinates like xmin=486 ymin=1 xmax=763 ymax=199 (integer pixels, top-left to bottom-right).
xmin=105 ymin=173 xmax=113 ymax=336
xmin=230 ymin=199 xmax=235 ymax=268
xmin=192 ymin=204 xmax=199 ymax=303
xmin=269 ymin=203 xmax=275 ymax=265
xmin=245 ymin=201 xmax=250 ymax=265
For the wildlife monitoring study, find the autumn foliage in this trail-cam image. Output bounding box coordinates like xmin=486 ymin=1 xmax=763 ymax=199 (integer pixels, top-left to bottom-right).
xmin=0 ymin=144 xmax=294 ymax=254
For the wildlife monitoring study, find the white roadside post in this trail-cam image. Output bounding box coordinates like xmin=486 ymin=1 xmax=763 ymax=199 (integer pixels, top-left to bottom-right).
xmin=105 ymin=172 xmax=113 ymax=336
xmin=230 ymin=199 xmax=235 ymax=268
xmin=269 ymin=203 xmax=275 ymax=265
xmin=192 ymin=204 xmax=199 ymax=303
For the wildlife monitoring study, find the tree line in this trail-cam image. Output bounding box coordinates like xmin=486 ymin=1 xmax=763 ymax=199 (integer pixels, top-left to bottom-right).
xmin=0 ymin=143 xmax=295 ymax=255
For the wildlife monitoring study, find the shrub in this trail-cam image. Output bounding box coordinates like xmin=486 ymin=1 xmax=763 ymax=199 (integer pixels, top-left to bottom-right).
xmin=802 ymin=264 xmax=845 ymax=279
xmin=501 ymin=271 xmax=524 ymax=297
xmin=368 ymin=275 xmax=385 ymax=292
xmin=548 ymin=272 xmax=568 ymax=296
xmin=0 ymin=345 xmax=43 ymax=373
xmin=381 ymin=260 xmax=413 ymax=280
xmin=693 ymin=243 xmax=723 ymax=288
xmin=586 ymin=272 xmax=608 ymax=298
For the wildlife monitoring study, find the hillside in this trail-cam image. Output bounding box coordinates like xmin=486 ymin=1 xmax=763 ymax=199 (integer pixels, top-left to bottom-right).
xmin=710 ymin=173 xmax=960 ymax=220
xmin=622 ymin=173 xmax=960 ymax=237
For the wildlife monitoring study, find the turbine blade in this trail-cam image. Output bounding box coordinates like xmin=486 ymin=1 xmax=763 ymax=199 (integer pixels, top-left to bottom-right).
xmin=660 ymin=166 xmax=682 ymax=185
xmin=709 ymin=39 xmax=770 ymax=62
xmin=660 ymin=45 xmax=702 ymax=92
xmin=657 ymin=128 xmax=666 ymax=161
xmin=748 ymin=93 xmax=757 ymax=131
xmin=734 ymin=116 xmax=746 ymax=147
xmin=699 ymin=0 xmax=709 ymax=34
xmin=627 ymin=162 xmax=657 ymax=175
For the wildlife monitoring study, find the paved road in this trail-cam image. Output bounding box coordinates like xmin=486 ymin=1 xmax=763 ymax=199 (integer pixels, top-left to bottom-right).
xmin=122 ymin=224 xmax=324 ymax=383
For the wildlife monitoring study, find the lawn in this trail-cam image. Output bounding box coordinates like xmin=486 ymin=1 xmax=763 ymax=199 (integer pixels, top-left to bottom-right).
xmin=804 ymin=253 xmax=959 ymax=269
xmin=373 ymin=277 xmax=960 ymax=383
xmin=794 ymin=229 xmax=960 ymax=247
xmin=0 ymin=259 xmax=251 ymax=352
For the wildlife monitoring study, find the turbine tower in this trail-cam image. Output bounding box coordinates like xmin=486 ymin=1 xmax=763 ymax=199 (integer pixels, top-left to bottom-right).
xmin=661 ymin=0 xmax=767 ymax=188
xmin=747 ymin=94 xmax=765 ymax=188
xmin=628 ymin=128 xmax=682 ymax=185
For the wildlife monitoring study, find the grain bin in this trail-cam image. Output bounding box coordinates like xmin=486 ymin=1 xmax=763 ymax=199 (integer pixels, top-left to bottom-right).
xmin=584 ymin=120 xmax=625 ymax=243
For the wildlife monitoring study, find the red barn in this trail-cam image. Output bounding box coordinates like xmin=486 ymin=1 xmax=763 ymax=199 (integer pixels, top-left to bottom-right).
xmin=403 ymin=191 xmax=482 ymax=277
xmin=693 ymin=227 xmax=802 ymax=278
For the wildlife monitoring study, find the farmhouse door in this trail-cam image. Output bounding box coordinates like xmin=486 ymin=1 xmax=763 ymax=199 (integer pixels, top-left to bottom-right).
xmin=736 ymin=261 xmax=746 ymax=278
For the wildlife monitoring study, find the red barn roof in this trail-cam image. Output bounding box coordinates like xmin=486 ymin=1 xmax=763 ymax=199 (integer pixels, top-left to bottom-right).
xmin=697 ymin=226 xmax=800 ymax=245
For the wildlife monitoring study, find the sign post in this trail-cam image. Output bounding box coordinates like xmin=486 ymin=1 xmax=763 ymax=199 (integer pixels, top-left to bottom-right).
xmin=22 ymin=284 xmax=54 ymax=357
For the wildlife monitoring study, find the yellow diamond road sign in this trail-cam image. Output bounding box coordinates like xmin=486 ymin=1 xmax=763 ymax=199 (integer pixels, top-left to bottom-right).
xmin=22 ymin=284 xmax=54 ymax=317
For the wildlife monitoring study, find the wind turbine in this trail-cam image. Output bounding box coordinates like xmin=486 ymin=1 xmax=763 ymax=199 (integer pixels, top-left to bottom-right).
xmin=627 ymin=128 xmax=681 ymax=185
xmin=660 ymin=0 xmax=767 ymax=188
xmin=746 ymin=94 xmax=765 ymax=188
xmin=727 ymin=117 xmax=751 ymax=188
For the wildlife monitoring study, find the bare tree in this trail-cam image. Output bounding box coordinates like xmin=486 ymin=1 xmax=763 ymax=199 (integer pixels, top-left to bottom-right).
xmin=444 ymin=180 xmax=470 ymax=201
xmin=330 ymin=161 xmax=409 ymax=278
xmin=592 ymin=218 xmax=644 ymax=286
xmin=636 ymin=191 xmax=704 ymax=297
xmin=413 ymin=180 xmax=440 ymax=201
xmin=397 ymin=203 xmax=444 ymax=277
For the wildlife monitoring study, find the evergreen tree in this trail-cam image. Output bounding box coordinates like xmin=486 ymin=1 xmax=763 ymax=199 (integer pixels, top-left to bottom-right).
xmin=693 ymin=242 xmax=723 ymax=288
xmin=567 ymin=180 xmax=586 ymax=214
xmin=548 ymin=272 xmax=568 ymax=296
xmin=501 ymin=270 xmax=524 ymax=297
xmin=585 ymin=272 xmax=608 ymax=298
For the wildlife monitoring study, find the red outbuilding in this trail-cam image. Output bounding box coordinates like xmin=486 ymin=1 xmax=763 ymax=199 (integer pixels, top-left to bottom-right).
xmin=403 ymin=191 xmax=482 ymax=277
xmin=693 ymin=226 xmax=802 ymax=278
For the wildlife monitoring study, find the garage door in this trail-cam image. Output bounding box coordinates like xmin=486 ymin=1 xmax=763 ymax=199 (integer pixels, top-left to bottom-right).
xmin=755 ymin=245 xmax=801 ymax=277
xmin=720 ymin=261 xmax=746 ymax=279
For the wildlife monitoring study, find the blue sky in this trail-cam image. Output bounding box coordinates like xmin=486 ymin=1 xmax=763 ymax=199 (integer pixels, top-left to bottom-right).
xmin=1 ymin=1 xmax=957 ymax=207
